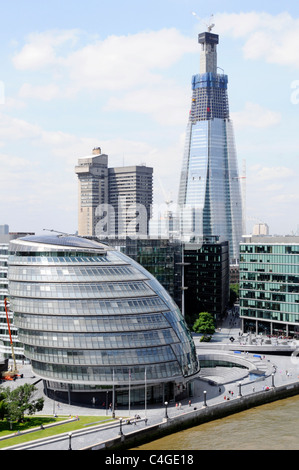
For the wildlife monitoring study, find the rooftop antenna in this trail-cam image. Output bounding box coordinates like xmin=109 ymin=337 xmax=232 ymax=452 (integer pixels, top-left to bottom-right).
xmin=43 ymin=229 xmax=77 ymax=237
xmin=192 ymin=12 xmax=215 ymax=32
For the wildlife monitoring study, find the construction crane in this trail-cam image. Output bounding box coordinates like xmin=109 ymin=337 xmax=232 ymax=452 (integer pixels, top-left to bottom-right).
xmin=192 ymin=12 xmax=215 ymax=32
xmin=2 ymin=298 xmax=18 ymax=380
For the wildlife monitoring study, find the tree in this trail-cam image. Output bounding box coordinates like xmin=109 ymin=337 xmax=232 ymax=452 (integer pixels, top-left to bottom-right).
xmin=229 ymin=283 xmax=239 ymax=306
xmin=192 ymin=312 xmax=215 ymax=336
xmin=0 ymin=391 xmax=6 ymax=421
xmin=2 ymin=383 xmax=44 ymax=423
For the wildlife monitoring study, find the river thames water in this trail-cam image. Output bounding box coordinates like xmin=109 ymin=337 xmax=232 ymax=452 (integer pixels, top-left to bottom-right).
xmin=133 ymin=395 xmax=299 ymax=450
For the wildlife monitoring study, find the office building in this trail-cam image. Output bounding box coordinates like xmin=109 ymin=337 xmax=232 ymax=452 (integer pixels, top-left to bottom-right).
xmin=184 ymin=239 xmax=230 ymax=325
xmin=75 ymin=149 xmax=153 ymax=238
xmin=177 ymin=30 xmax=243 ymax=263
xmin=239 ymin=236 xmax=299 ymax=338
xmin=0 ymin=225 xmax=9 ymax=235
xmin=252 ymin=223 xmax=269 ymax=236
xmin=0 ymin=226 xmax=34 ymax=361
xmin=98 ymin=236 xmax=230 ymax=327
xmin=8 ymin=234 xmax=199 ymax=405
xmin=108 ymin=165 xmax=153 ymax=237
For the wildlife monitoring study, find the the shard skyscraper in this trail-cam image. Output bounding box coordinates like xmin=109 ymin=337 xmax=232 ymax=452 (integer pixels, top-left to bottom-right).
xmin=178 ymin=30 xmax=243 ymax=263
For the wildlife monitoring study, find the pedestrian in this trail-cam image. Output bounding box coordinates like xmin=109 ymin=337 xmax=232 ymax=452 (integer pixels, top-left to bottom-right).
xmin=179 ymin=402 xmax=182 ymax=410
xmin=188 ymin=400 xmax=191 ymax=406
xmin=219 ymin=387 xmax=221 ymax=393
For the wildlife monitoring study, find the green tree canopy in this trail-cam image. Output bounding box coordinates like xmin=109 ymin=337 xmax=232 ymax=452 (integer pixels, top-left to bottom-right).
xmin=229 ymin=283 xmax=239 ymax=306
xmin=1 ymin=383 xmax=44 ymax=423
xmin=192 ymin=312 xmax=215 ymax=335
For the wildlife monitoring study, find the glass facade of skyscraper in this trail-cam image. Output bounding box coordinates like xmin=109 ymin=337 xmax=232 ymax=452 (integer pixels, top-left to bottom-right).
xmin=8 ymin=234 xmax=199 ymax=405
xmin=178 ymin=32 xmax=242 ymax=262
xmin=239 ymin=237 xmax=299 ymax=338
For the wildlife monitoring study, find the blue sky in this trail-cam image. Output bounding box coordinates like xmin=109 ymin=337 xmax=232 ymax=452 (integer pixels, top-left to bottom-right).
xmin=2 ymin=0 xmax=299 ymax=235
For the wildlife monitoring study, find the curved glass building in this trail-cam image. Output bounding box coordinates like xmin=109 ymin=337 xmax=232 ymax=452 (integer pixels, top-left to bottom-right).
xmin=8 ymin=234 xmax=199 ymax=406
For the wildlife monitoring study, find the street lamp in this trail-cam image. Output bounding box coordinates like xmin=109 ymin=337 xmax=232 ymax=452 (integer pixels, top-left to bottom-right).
xmin=176 ymin=244 xmax=190 ymax=318
xmin=164 ymin=401 xmax=169 ymax=419
xmin=203 ymin=390 xmax=207 ymax=407
xmin=118 ymin=418 xmax=123 ymax=436
xmin=238 ymin=382 xmax=242 ymax=398
xmin=68 ymin=431 xmax=73 ymax=450
xmin=271 ymin=373 xmax=275 ymax=388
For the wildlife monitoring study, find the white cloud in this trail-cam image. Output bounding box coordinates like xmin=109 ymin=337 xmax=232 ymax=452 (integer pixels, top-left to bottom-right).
xmin=65 ymin=28 xmax=196 ymax=92
xmin=0 ymin=113 xmax=41 ymax=141
xmin=12 ymin=29 xmax=80 ymax=70
xmin=12 ymin=28 xmax=197 ymax=98
xmin=19 ymin=83 xmax=60 ymax=101
xmin=106 ymin=85 xmax=189 ymax=125
xmin=216 ymin=11 xmax=299 ymax=68
xmin=231 ymin=102 xmax=281 ymax=129
xmin=271 ymin=193 xmax=299 ymax=203
xmin=250 ymin=164 xmax=293 ymax=181
xmin=0 ymin=153 xmax=33 ymax=168
xmin=216 ymin=11 xmax=293 ymax=38
xmin=265 ymin=184 xmax=284 ymax=192
xmin=1 ymin=97 xmax=26 ymax=110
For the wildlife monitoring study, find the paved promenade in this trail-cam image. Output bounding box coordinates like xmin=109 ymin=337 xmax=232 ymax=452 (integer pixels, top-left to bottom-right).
xmin=2 ymin=311 xmax=299 ymax=450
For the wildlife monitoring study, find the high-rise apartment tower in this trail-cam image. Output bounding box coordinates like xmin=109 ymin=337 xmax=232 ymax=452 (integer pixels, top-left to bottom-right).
xmin=108 ymin=165 xmax=153 ymax=237
xmin=75 ymin=148 xmax=108 ymax=237
xmin=178 ymin=30 xmax=243 ymax=262
xmin=75 ymin=149 xmax=153 ymax=238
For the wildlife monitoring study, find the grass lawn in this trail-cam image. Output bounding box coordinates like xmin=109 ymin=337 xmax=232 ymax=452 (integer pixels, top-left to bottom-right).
xmin=0 ymin=415 xmax=113 ymax=449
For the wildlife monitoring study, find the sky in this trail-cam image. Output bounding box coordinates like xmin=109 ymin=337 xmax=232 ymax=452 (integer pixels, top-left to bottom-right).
xmin=1 ymin=0 xmax=299 ymax=236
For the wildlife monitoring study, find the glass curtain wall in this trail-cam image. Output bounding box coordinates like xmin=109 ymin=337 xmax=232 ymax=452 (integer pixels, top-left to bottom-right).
xmin=178 ymin=32 xmax=243 ymax=262
xmin=8 ymin=235 xmax=199 ymax=405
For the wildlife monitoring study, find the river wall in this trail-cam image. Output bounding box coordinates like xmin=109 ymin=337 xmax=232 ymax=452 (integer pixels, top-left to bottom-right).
xmin=82 ymin=380 xmax=299 ymax=451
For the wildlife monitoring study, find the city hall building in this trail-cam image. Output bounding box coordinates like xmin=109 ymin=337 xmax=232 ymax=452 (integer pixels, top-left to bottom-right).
xmin=8 ymin=234 xmax=199 ymax=406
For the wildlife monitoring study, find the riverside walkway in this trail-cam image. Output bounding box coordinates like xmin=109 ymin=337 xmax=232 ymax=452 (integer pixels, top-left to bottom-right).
xmin=2 ymin=313 xmax=299 ymax=450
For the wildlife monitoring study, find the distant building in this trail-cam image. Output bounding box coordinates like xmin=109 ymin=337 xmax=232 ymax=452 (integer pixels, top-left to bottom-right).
xmin=252 ymin=223 xmax=269 ymax=236
xmin=108 ymin=165 xmax=153 ymax=237
xmin=229 ymin=263 xmax=239 ymax=285
xmin=0 ymin=225 xmax=9 ymax=235
xmin=75 ymin=148 xmax=153 ymax=238
xmin=0 ymin=226 xmax=34 ymax=361
xmin=240 ymin=235 xmax=299 ymax=338
xmin=75 ymin=147 xmax=109 ymax=237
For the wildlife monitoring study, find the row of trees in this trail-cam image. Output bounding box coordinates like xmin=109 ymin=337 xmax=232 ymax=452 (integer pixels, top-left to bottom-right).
xmin=0 ymin=383 xmax=44 ymax=424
